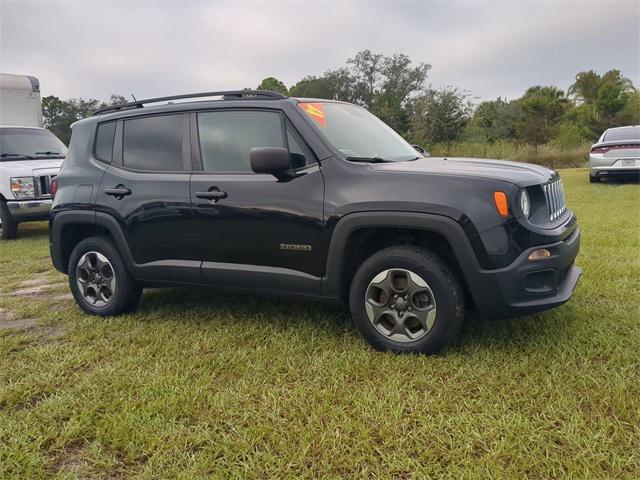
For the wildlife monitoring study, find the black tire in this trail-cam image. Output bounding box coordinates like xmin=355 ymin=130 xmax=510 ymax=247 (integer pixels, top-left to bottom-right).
xmin=68 ymin=236 xmax=142 ymax=316
xmin=349 ymin=246 xmax=465 ymax=354
xmin=0 ymin=200 xmax=17 ymax=240
xmin=589 ymin=174 xmax=600 ymax=183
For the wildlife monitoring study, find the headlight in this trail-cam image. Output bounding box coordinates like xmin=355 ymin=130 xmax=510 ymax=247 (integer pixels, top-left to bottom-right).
xmin=520 ymin=189 xmax=530 ymax=218
xmin=10 ymin=177 xmax=35 ymax=199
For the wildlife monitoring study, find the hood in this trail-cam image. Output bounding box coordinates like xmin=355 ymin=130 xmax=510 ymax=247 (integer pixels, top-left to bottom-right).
xmin=370 ymin=157 xmax=556 ymax=187
xmin=0 ymin=158 xmax=63 ymax=178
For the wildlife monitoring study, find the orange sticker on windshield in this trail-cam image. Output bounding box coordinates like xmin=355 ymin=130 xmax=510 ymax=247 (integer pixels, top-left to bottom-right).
xmin=299 ymin=102 xmax=326 ymax=127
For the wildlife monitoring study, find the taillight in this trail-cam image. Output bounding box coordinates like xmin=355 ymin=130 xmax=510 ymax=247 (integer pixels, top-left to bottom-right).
xmin=51 ymin=178 xmax=58 ymax=199
xmin=591 ymin=144 xmax=640 ymax=154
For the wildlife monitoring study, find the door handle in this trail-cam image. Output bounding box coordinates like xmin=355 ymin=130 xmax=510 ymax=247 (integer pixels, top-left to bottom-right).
xmin=195 ymin=190 xmax=227 ymax=201
xmin=104 ymin=186 xmax=131 ymax=198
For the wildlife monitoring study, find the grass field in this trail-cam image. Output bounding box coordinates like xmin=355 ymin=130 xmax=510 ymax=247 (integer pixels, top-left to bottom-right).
xmin=1 ymin=168 xmax=638 ymax=479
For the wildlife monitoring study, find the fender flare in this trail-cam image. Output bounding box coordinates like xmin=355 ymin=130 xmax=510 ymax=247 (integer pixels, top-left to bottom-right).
xmin=50 ymin=210 xmax=137 ymax=274
xmin=321 ymin=211 xmax=485 ymax=300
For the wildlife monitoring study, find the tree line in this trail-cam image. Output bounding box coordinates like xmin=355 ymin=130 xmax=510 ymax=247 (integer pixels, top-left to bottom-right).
xmin=43 ymin=50 xmax=638 ymax=151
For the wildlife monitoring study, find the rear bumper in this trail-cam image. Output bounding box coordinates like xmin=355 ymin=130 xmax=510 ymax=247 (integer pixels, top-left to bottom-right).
xmin=7 ymin=199 xmax=52 ymax=221
xmin=589 ymin=155 xmax=640 ymax=177
xmin=470 ymin=226 xmax=581 ymax=319
xmin=590 ymin=165 xmax=640 ymax=177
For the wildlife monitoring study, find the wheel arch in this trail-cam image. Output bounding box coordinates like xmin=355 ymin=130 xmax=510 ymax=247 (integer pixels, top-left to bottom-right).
xmin=322 ymin=212 xmax=483 ymax=306
xmin=50 ymin=211 xmax=135 ymax=274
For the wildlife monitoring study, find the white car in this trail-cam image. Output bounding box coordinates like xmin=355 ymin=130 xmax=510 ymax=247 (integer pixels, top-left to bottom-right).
xmin=0 ymin=126 xmax=66 ymax=239
xmin=589 ymin=126 xmax=640 ymax=183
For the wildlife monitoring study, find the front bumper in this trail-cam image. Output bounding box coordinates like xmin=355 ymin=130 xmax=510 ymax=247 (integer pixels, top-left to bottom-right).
xmin=7 ymin=199 xmax=53 ymax=221
xmin=470 ymin=226 xmax=581 ymax=319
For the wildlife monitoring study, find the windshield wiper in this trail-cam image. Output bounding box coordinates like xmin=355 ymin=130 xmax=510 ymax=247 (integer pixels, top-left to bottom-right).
xmin=0 ymin=153 xmax=36 ymax=160
xmin=345 ymin=156 xmax=389 ymax=163
xmin=35 ymin=151 xmax=61 ymax=156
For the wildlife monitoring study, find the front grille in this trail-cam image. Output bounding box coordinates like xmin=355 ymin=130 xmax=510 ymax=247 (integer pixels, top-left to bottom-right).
xmin=34 ymin=174 xmax=56 ymax=198
xmin=543 ymin=178 xmax=566 ymax=221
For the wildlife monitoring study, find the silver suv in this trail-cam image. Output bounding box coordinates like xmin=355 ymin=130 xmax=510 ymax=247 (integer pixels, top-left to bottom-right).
xmin=589 ymin=126 xmax=640 ymax=183
xmin=0 ymin=126 xmax=66 ymax=239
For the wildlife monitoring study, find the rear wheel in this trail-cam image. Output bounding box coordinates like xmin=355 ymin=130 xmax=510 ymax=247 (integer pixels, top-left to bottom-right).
xmin=0 ymin=200 xmax=17 ymax=240
xmin=349 ymin=246 xmax=465 ymax=354
xmin=68 ymin=236 xmax=142 ymax=316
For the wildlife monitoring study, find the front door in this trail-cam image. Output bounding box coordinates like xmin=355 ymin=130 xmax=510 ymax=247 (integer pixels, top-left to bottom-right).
xmin=189 ymin=109 xmax=325 ymax=294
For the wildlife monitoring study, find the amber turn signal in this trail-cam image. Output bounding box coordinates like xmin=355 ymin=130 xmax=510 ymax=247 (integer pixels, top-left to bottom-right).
xmin=528 ymin=248 xmax=551 ymax=261
xmin=493 ymin=192 xmax=509 ymax=217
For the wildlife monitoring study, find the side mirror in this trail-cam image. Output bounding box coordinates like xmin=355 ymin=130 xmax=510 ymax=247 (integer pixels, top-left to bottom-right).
xmin=412 ymin=144 xmax=429 ymax=157
xmin=250 ymin=147 xmax=291 ymax=175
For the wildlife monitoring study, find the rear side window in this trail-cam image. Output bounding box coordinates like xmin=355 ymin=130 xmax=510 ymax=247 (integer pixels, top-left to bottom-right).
xmin=122 ymin=115 xmax=183 ymax=171
xmin=197 ymin=110 xmax=284 ymax=172
xmin=94 ymin=121 xmax=116 ymax=162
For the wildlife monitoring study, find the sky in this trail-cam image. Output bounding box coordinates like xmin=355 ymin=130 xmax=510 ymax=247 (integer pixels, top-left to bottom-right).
xmin=1 ymin=0 xmax=638 ymax=103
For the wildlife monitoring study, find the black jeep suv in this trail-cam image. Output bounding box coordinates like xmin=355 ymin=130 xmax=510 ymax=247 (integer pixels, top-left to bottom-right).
xmin=49 ymin=90 xmax=581 ymax=354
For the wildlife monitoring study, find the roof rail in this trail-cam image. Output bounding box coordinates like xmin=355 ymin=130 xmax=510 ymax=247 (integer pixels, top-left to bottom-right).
xmin=92 ymin=90 xmax=288 ymax=116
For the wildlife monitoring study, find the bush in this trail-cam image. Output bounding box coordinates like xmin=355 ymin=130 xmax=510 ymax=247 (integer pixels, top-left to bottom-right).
xmin=425 ymin=140 xmax=589 ymax=168
xmin=551 ymin=123 xmax=589 ymax=150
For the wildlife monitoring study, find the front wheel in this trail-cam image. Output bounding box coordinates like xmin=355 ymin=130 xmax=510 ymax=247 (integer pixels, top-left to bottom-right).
xmin=349 ymin=246 xmax=465 ymax=354
xmin=68 ymin=236 xmax=142 ymax=316
xmin=589 ymin=174 xmax=600 ymax=183
xmin=0 ymin=200 xmax=17 ymax=240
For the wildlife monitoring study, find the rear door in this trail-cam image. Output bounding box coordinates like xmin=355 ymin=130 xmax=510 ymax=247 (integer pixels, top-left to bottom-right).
xmin=95 ymin=113 xmax=199 ymax=283
xmin=189 ymin=109 xmax=325 ymax=294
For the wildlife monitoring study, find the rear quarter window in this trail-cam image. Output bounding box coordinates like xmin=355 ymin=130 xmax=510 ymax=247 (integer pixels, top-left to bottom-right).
xmin=94 ymin=121 xmax=116 ymax=162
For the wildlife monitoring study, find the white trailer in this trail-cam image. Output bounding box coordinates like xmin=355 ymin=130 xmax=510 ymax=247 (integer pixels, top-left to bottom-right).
xmin=0 ymin=73 xmax=44 ymax=127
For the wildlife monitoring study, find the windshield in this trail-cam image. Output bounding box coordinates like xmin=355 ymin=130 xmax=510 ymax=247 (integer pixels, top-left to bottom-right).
xmin=298 ymin=102 xmax=419 ymax=161
xmin=604 ymin=127 xmax=640 ymax=142
xmin=0 ymin=128 xmax=67 ymax=160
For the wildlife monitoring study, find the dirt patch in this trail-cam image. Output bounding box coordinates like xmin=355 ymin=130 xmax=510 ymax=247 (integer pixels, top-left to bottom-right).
xmin=51 ymin=293 xmax=74 ymax=302
xmin=9 ymin=284 xmax=54 ymax=296
xmin=0 ymin=307 xmax=16 ymax=322
xmin=0 ymin=308 xmax=67 ymax=341
xmin=0 ymin=317 xmax=38 ymax=330
xmin=9 ymin=276 xmax=68 ymax=298
xmin=19 ymin=277 xmax=54 ymax=288
xmin=49 ymin=442 xmax=89 ymax=478
xmin=35 ymin=324 xmax=68 ymax=342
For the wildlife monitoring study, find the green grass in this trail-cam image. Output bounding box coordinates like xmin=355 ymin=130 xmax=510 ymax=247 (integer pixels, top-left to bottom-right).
xmin=1 ymin=168 xmax=639 ymax=479
xmin=428 ymin=140 xmax=590 ymax=169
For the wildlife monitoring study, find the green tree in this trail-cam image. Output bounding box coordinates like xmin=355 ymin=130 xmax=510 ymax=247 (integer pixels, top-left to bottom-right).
xmin=409 ymin=87 xmax=472 ymax=145
xmin=289 ymin=68 xmax=355 ymax=101
xmin=568 ymin=70 xmax=602 ymax=104
xmin=514 ymin=86 xmax=569 ymax=147
xmin=347 ymin=50 xmax=384 ymax=107
xmin=550 ymin=122 xmax=588 ymax=149
xmin=466 ymin=97 xmax=520 ymax=142
xmin=380 ymin=53 xmax=430 ymax=102
xmin=290 ymin=50 xmax=429 ymax=134
xmin=568 ymin=69 xmax=636 ymax=136
xmin=596 ymin=71 xmax=636 ymax=128
xmin=42 ymin=95 xmax=125 ymax=145
xmin=616 ymin=89 xmax=640 ymax=126
xmin=257 ymin=77 xmax=288 ymax=95
xmin=373 ymin=53 xmax=430 ymax=133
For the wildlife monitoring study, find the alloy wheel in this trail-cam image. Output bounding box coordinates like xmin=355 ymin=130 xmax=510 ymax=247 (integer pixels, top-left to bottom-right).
xmin=364 ymin=268 xmax=437 ymax=343
xmin=76 ymin=251 xmax=116 ymax=307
